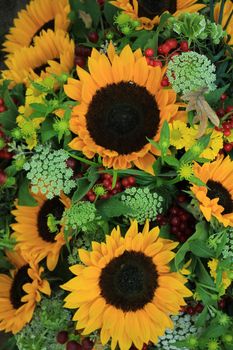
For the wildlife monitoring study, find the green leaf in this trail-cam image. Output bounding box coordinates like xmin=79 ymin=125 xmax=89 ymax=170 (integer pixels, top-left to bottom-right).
xmin=189 ymin=175 xmax=206 ymax=187
xmin=18 ymin=178 xmax=38 ymax=206
xmin=163 ymin=156 xmax=180 ymax=168
xmin=159 ymin=121 xmax=170 ymax=156
xmin=29 ymin=103 xmax=47 ymax=114
xmin=195 ymin=258 xmax=216 ymax=288
xmin=40 ymin=118 xmax=56 ymax=143
xmin=96 ymin=197 xmax=134 ymax=218
xmin=205 ymin=84 xmax=229 ymax=106
xmin=72 ymin=176 xmax=96 ymax=202
xmin=190 ymin=240 xmax=215 ymax=258
xmin=195 ymin=305 xmax=208 ymax=327
xmin=84 ymin=0 xmax=101 ymax=27
xmin=103 ymin=1 xmax=118 ymax=25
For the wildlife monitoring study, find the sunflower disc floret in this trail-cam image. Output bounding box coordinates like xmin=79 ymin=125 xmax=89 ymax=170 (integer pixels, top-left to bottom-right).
xmin=167 ymin=52 xmax=216 ymax=95
xmin=24 ymin=144 xmax=76 ymax=199
xmin=121 ymin=187 xmax=163 ymax=224
xmin=62 ymin=220 xmax=192 ymax=350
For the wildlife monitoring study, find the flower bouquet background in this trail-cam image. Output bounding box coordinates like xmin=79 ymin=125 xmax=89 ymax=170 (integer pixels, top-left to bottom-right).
xmin=0 ymin=0 xmax=233 ymax=349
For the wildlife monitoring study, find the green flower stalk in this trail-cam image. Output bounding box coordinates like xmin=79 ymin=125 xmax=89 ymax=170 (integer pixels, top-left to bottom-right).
xmin=167 ymin=52 xmax=216 ymax=95
xmin=24 ymin=145 xmax=76 ymax=199
xmin=121 ymin=187 xmax=163 ymax=224
xmin=15 ymin=293 xmax=72 ymax=350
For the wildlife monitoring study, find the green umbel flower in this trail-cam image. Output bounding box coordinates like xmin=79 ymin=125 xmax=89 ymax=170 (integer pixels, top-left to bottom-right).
xmin=157 ymin=312 xmax=200 ymax=350
xmin=167 ymin=52 xmax=216 ymax=95
xmin=24 ymin=145 xmax=76 ymax=199
xmin=121 ymin=187 xmax=163 ymax=224
xmin=15 ymin=293 xmax=72 ymax=350
xmin=167 ymin=13 xmax=226 ymax=45
xmin=222 ymin=228 xmax=233 ymax=259
xmin=62 ymin=201 xmax=99 ymax=233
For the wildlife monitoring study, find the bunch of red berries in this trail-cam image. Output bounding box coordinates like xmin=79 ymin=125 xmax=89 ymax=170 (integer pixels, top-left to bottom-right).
xmin=74 ymin=45 xmax=92 ymax=68
xmin=0 ymin=98 xmax=7 ymax=113
xmin=168 ymin=204 xmax=196 ymax=243
xmin=0 ymin=126 xmax=12 ymax=160
xmin=181 ymin=302 xmax=204 ymax=315
xmin=215 ymin=98 xmax=233 ymax=153
xmin=86 ymin=173 xmax=136 ymax=202
xmin=57 ymin=331 xmax=94 ymax=350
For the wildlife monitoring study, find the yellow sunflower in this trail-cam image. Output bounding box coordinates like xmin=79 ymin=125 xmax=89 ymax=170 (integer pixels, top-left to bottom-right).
xmin=0 ymin=250 xmax=50 ymax=334
xmin=110 ymin=0 xmax=206 ymax=30
xmin=214 ymin=0 xmax=233 ymax=46
xmin=11 ymin=192 xmax=71 ymax=271
xmin=191 ymin=156 xmax=233 ymax=227
xmin=2 ymin=30 xmax=74 ymax=87
xmin=3 ymin=0 xmax=70 ymax=56
xmin=65 ymin=44 xmax=179 ymax=174
xmin=62 ymin=220 xmax=192 ymax=350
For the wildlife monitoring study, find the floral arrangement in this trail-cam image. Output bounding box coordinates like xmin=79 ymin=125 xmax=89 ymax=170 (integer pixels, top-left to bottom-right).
xmin=0 ymin=1 xmax=233 ymax=350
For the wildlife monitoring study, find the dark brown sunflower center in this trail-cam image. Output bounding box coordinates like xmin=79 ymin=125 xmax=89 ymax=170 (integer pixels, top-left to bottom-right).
xmin=30 ymin=19 xmax=55 ymax=45
xmin=86 ymin=82 xmax=160 ymax=155
xmin=132 ymin=0 xmax=177 ymax=19
xmin=99 ymin=250 xmax=158 ymax=311
xmin=37 ymin=197 xmax=65 ymax=242
xmin=207 ymin=180 xmax=233 ymax=214
xmin=33 ymin=58 xmax=60 ymax=76
xmin=10 ymin=264 xmax=32 ymax=309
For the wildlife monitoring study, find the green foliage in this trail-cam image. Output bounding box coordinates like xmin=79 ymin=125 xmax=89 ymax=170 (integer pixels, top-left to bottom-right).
xmin=15 ymin=293 xmax=72 ymax=350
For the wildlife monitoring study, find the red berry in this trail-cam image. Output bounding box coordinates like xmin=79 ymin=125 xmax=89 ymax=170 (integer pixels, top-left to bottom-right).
xmin=142 ymin=344 xmax=147 ymax=350
xmin=220 ymin=93 xmax=228 ymax=101
xmin=146 ymin=57 xmax=151 ymax=65
xmin=82 ymin=338 xmax=94 ymax=350
xmin=161 ymin=43 xmax=171 ymax=55
xmin=170 ymin=206 xmax=179 ymax=215
xmin=145 ymin=48 xmax=154 ymax=57
xmin=166 ymin=38 xmax=178 ymax=49
xmin=180 ymin=40 xmax=189 ymax=52
xmin=103 ymin=173 xmax=112 ymax=180
xmin=121 ymin=178 xmax=129 ymax=188
xmin=0 ymin=170 xmax=7 ymax=185
xmin=57 ymin=331 xmax=69 ymax=344
xmin=171 ymin=226 xmax=179 ymax=234
xmin=179 ymin=234 xmax=187 ymax=242
xmin=97 ymin=0 xmax=105 ymax=5
xmin=158 ymin=45 xmax=164 ymax=55
xmin=152 ymin=59 xmax=162 ymax=68
xmin=218 ymin=299 xmax=225 ymax=309
xmin=66 ymin=341 xmax=82 ymax=350
xmin=0 ymin=98 xmax=4 ymax=105
xmin=186 ymin=306 xmax=195 ymax=315
xmin=74 ymin=56 xmax=86 ymax=67
xmin=161 ymin=76 xmax=169 ymax=87
xmin=66 ymin=157 xmax=77 ymax=170
xmin=0 ymin=149 xmax=12 ymax=159
xmin=115 ymin=181 xmax=122 ymax=191
xmin=88 ymin=194 xmax=96 ymax=202
xmin=224 ymin=143 xmax=233 ymax=152
xmin=177 ymin=194 xmax=186 ymax=203
xmin=103 ymin=179 xmax=111 ymax=188
xmin=156 ymin=214 xmax=164 ymax=223
xmin=222 ymin=121 xmax=231 ymax=130
xmin=127 ymin=176 xmax=136 ymax=186
xmin=195 ymin=303 xmax=204 ymax=313
xmin=170 ymin=216 xmax=181 ymax=226
xmin=88 ymin=32 xmax=99 ymax=43
xmin=225 ymin=105 xmax=233 ymax=114
xmin=180 ymin=212 xmax=190 ymax=222
xmin=224 ymin=129 xmax=231 ymax=137
xmin=216 ymin=108 xmax=225 ymax=118
xmin=0 ymin=105 xmax=6 ymax=113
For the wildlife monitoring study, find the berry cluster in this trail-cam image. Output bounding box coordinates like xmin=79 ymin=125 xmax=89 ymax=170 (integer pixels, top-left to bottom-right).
xmin=86 ymin=173 xmax=136 ymax=202
xmin=0 ymin=126 xmax=12 ymax=160
xmin=57 ymin=331 xmax=93 ymax=350
xmin=144 ymin=39 xmax=189 ymax=87
xmin=74 ymin=45 xmax=92 ymax=68
xmin=0 ymin=97 xmax=7 ymax=113
xmin=181 ymin=302 xmax=204 ymax=315
xmin=168 ymin=204 xmax=196 ymax=242
xmin=215 ymin=95 xmax=233 ymax=153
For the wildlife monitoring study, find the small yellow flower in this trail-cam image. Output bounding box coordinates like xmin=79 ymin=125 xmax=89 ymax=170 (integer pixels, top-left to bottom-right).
xmin=17 ymin=115 xmax=44 ymax=149
xmin=201 ymin=129 xmax=223 ymax=160
xmin=180 ymin=259 xmax=192 ymax=275
xmin=208 ymin=258 xmax=232 ymax=293
xmin=169 ymin=121 xmax=195 ymax=150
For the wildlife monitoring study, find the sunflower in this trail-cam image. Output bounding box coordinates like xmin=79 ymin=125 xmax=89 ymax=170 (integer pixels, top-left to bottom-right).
xmin=11 ymin=192 xmax=71 ymax=271
xmin=62 ymin=220 xmax=192 ymax=350
xmin=2 ymin=30 xmax=74 ymax=87
xmin=191 ymin=156 xmax=233 ymax=227
xmin=3 ymin=0 xmax=70 ymax=56
xmin=0 ymin=250 xmax=50 ymax=334
xmin=110 ymin=0 xmax=206 ymax=30
xmin=214 ymin=0 xmax=233 ymax=46
xmin=65 ymin=44 xmax=179 ymax=174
